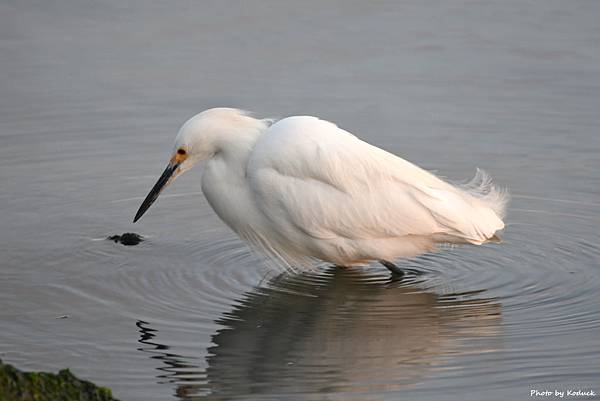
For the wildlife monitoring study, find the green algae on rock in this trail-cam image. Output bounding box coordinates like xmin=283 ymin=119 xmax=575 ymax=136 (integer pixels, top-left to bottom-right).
xmin=0 ymin=360 xmax=119 ymax=401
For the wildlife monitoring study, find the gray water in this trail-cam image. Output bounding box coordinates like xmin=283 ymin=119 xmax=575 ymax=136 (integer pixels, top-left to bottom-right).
xmin=1 ymin=1 xmax=600 ymax=400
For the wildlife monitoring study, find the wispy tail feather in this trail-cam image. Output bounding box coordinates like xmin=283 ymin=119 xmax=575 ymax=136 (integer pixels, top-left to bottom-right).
xmin=461 ymin=168 xmax=510 ymax=220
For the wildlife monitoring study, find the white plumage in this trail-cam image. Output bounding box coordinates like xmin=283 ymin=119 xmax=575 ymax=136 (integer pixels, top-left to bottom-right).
xmin=134 ymin=108 xmax=508 ymax=271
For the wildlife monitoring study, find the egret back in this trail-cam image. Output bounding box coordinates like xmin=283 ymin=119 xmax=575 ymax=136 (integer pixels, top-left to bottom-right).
xmin=247 ymin=116 xmax=508 ymax=265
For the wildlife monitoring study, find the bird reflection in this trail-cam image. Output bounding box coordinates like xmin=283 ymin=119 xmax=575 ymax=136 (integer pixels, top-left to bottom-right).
xmin=138 ymin=267 xmax=502 ymax=400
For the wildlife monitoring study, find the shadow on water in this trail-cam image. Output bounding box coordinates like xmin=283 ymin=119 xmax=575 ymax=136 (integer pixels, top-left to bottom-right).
xmin=137 ymin=267 xmax=502 ymax=400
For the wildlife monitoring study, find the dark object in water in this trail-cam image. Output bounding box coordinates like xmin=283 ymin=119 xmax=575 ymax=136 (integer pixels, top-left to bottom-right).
xmin=107 ymin=232 xmax=143 ymax=246
xmin=0 ymin=359 xmax=120 ymax=401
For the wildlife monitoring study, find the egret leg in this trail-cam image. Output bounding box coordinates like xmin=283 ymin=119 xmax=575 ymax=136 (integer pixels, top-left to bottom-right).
xmin=380 ymin=260 xmax=404 ymax=277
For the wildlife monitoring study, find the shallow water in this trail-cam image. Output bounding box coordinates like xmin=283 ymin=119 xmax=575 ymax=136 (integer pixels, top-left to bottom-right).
xmin=1 ymin=1 xmax=600 ymax=400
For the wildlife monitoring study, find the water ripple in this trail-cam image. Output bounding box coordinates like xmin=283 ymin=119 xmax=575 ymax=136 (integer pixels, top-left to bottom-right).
xmin=50 ymin=194 xmax=598 ymax=401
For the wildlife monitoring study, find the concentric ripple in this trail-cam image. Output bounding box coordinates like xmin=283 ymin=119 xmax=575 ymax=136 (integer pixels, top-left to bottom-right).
xmin=90 ymin=192 xmax=598 ymax=401
xmin=3 ymin=190 xmax=599 ymax=401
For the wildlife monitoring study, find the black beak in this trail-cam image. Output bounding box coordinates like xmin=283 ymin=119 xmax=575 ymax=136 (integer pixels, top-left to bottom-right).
xmin=133 ymin=162 xmax=180 ymax=223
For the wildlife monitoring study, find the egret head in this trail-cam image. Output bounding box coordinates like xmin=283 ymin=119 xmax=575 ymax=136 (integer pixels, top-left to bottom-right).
xmin=133 ymin=108 xmax=266 ymax=223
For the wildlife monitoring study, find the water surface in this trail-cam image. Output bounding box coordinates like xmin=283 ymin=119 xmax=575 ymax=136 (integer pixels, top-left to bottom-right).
xmin=1 ymin=1 xmax=600 ymax=400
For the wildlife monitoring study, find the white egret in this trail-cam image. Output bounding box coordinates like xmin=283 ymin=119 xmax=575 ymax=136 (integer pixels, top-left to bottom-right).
xmin=134 ymin=108 xmax=508 ymax=275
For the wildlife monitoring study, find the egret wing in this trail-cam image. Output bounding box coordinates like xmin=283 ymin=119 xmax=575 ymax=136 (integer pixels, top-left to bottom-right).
xmin=248 ymin=116 xmax=505 ymax=245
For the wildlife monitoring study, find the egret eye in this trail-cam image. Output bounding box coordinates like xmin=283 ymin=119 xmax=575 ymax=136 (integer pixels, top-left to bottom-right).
xmin=177 ymin=148 xmax=187 ymax=155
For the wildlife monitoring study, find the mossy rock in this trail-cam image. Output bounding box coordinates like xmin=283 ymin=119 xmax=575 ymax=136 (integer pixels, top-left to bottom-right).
xmin=0 ymin=360 xmax=119 ymax=401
